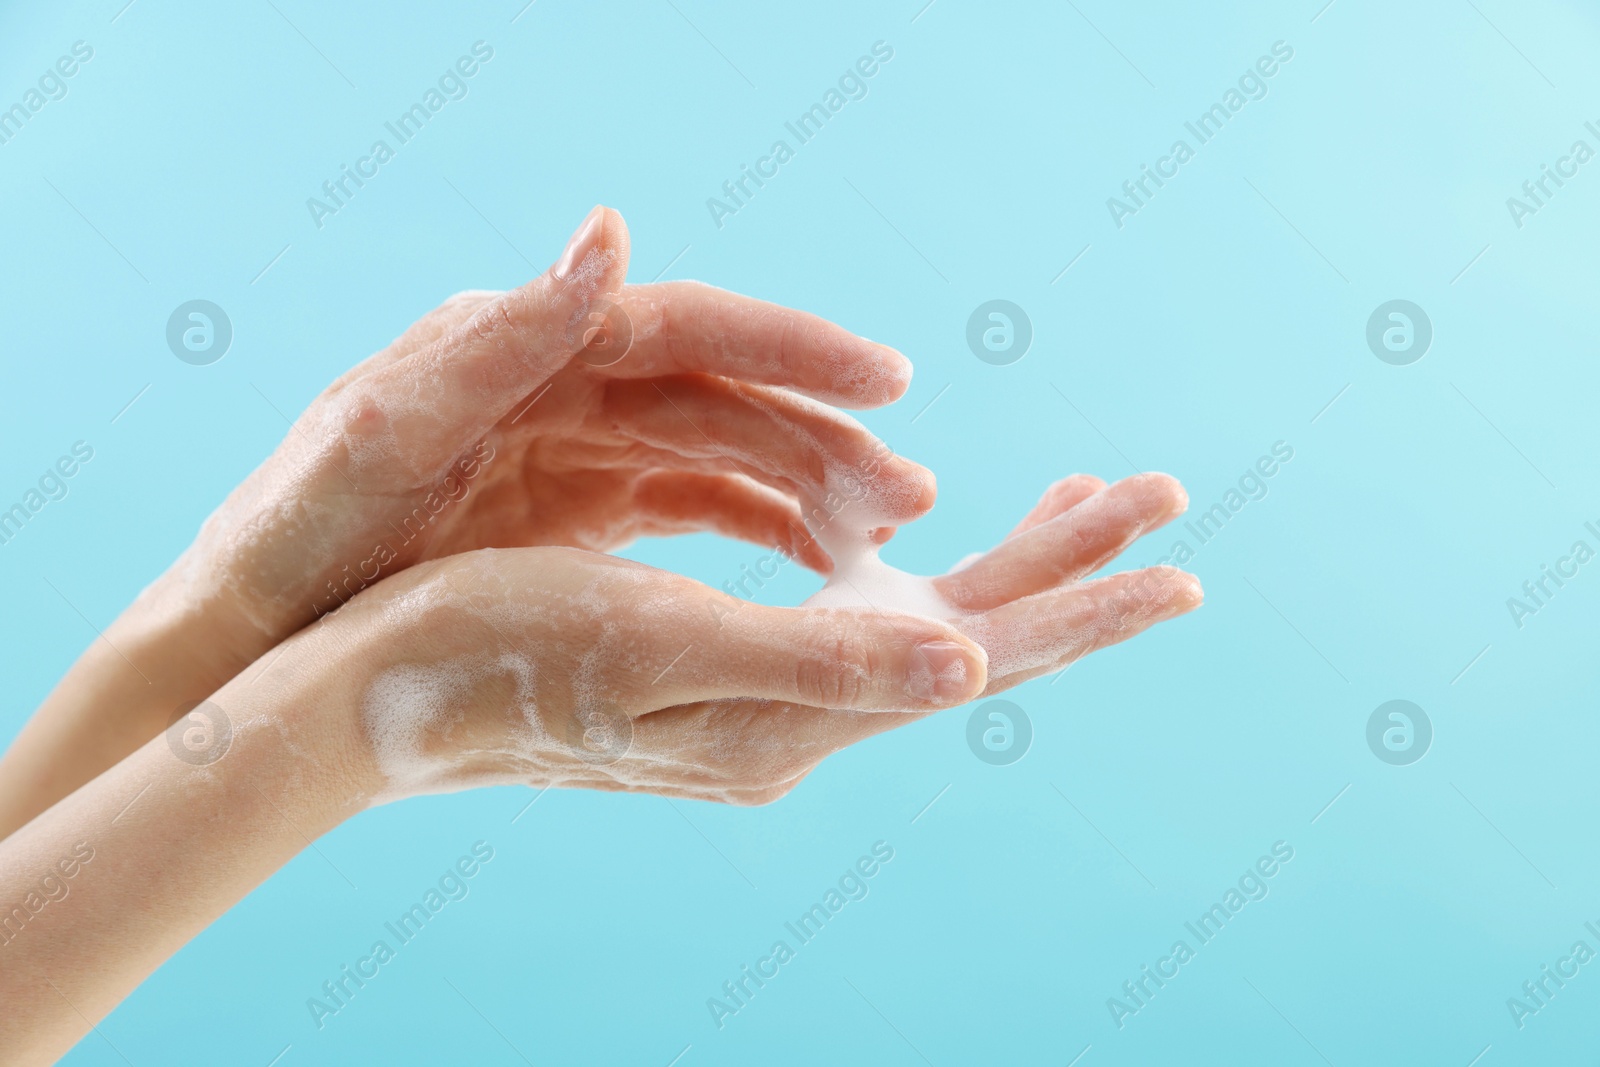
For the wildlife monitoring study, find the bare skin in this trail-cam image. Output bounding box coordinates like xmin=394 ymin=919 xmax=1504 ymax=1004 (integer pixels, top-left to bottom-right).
xmin=0 ymin=207 xmax=1202 ymax=1064
xmin=0 ymin=512 xmax=1198 ymax=1064
xmin=0 ymin=207 xmax=944 ymax=837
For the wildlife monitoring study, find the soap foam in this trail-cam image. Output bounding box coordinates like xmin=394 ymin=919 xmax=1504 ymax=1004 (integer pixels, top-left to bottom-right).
xmin=798 ymin=484 xmax=1130 ymax=688
xmin=357 ymin=554 xmax=702 ymax=803
xmin=695 ymin=382 xmax=956 ymax=625
xmin=802 ymin=537 xmax=956 ymax=620
xmin=786 ymin=404 xmax=958 ymax=621
xmin=361 ymin=660 xmax=481 ymax=803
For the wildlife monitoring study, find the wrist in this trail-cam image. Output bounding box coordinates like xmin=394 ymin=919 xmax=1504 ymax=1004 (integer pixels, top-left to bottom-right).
xmin=0 ymin=568 xmax=279 ymax=838
xmin=83 ymin=568 xmax=273 ymax=732
xmin=131 ymin=548 xmax=286 ymax=676
xmin=211 ymin=618 xmax=387 ymax=815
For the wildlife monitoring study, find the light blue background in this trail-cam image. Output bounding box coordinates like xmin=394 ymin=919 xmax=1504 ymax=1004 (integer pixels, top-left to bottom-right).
xmin=2 ymin=0 xmax=1598 ymax=1063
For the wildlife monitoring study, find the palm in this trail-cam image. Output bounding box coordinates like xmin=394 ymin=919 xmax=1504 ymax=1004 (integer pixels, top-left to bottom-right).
xmin=538 ymin=470 xmax=1196 ymax=806
xmin=376 ymin=287 xmax=904 ymax=573
xmin=424 ymin=365 xmax=732 ymax=556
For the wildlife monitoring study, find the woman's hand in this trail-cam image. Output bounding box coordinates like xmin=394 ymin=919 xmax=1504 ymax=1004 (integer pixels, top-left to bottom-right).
xmin=0 ymin=206 xmax=929 ymax=834
xmin=332 ymin=546 xmax=984 ymax=806
xmin=179 ymin=205 xmax=923 ymax=649
xmin=935 ymin=471 xmax=1196 ymax=688
xmin=329 ymin=473 xmax=1198 ymax=808
xmin=0 ymin=478 xmax=1196 ymax=1063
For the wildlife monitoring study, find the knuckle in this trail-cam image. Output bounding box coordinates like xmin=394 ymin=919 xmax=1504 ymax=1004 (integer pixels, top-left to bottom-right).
xmin=430 ymin=290 xmax=498 ymax=331
xmin=333 ymin=387 xmax=385 ymax=436
xmin=794 ymin=624 xmax=876 ymax=707
xmin=470 ymin=288 xmax=530 ymax=347
xmin=444 ymin=288 xmax=501 ymax=312
xmin=772 ymin=311 xmax=803 ymax=369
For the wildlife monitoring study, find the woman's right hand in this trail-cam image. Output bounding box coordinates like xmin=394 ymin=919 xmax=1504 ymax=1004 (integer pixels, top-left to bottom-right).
xmin=0 ymin=478 xmax=1197 ymax=1065
xmin=315 ymin=546 xmax=984 ymax=807
xmin=303 ymin=497 xmax=1198 ymax=809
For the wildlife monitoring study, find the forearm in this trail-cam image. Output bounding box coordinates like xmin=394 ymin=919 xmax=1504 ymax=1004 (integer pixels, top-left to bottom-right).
xmin=0 ymin=568 xmax=270 ymax=839
xmin=0 ymin=624 xmax=375 ymax=1066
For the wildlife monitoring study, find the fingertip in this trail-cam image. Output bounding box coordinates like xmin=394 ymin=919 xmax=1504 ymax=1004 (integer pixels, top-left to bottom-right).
xmin=553 ymin=206 xmax=603 ymax=280
xmin=1149 ymin=566 xmax=1203 ymax=612
xmin=552 ymin=204 xmax=630 ymax=284
xmin=865 ymin=458 xmax=936 ymax=522
xmin=598 ymin=204 xmax=631 ymax=264
xmin=880 ymin=345 xmax=913 ymax=400
xmin=832 ymin=343 xmax=912 ymax=409
xmin=958 ymin=631 xmax=990 ymax=699
xmin=1134 ymin=471 xmax=1189 ymax=516
xmin=908 ymin=462 xmax=938 ymax=515
xmin=1176 ymin=570 xmax=1203 ymax=608
xmin=909 ymin=632 xmax=988 ymax=707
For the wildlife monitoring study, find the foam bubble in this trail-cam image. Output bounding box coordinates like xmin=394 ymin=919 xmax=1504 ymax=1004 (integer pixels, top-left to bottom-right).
xmin=797 ymin=442 xmax=956 ymax=620
xmin=361 ymin=661 xmax=477 ymax=802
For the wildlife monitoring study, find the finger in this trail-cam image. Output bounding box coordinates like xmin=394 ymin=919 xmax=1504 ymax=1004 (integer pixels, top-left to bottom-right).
xmin=935 ymin=473 xmax=1188 ymax=611
xmin=602 ymin=373 xmax=935 ymax=528
xmin=555 ymin=760 xmax=814 ymax=807
xmin=327 ymin=290 xmax=502 ymax=394
xmin=629 ymin=703 xmax=912 ymax=802
xmin=634 ymin=595 xmax=988 ymax=714
xmin=629 ymin=470 xmax=832 ymax=574
xmin=958 ymin=566 xmax=1203 ymax=691
xmin=944 ymin=473 xmax=1106 ymax=575
xmin=341 ymin=206 xmax=632 ymax=479
xmin=649 ymin=567 xmax=1201 ymax=795
xmin=598 ymin=281 xmax=913 ymax=409
xmin=1005 ymin=474 xmax=1106 ymax=538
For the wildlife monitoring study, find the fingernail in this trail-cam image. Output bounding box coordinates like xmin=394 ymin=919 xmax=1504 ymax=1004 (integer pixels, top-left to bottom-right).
xmin=554 ymin=206 xmax=605 ymax=280
xmin=910 ymin=641 xmax=984 ymax=703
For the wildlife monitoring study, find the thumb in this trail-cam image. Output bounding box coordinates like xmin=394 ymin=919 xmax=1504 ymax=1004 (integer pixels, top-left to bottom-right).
xmin=352 ymin=205 xmax=633 ymax=464
xmin=653 ymin=601 xmax=989 ymax=713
